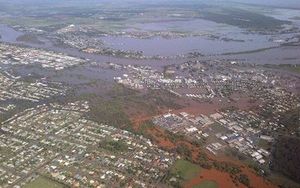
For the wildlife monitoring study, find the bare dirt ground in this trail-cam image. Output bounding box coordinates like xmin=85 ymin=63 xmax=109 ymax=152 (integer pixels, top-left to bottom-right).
xmin=184 ymin=168 xmax=246 ymax=188
xmin=128 ymin=106 xmax=277 ymax=188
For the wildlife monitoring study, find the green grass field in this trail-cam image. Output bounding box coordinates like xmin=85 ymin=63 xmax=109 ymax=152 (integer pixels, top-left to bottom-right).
xmin=171 ymin=159 xmax=202 ymax=180
xmin=192 ymin=180 xmax=218 ymax=188
xmin=24 ymin=176 xmax=66 ymax=188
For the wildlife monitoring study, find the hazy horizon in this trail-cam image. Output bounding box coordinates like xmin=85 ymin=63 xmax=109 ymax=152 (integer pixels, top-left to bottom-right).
xmin=0 ymin=0 xmax=300 ymax=8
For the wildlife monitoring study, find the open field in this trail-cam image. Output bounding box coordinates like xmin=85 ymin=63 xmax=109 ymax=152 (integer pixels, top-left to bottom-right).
xmin=171 ymin=159 xmax=202 ymax=181
xmin=24 ymin=176 xmax=66 ymax=188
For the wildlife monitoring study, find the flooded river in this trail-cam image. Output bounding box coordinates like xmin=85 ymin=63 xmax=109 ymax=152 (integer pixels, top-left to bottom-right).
xmin=0 ymin=24 xmax=299 ymax=67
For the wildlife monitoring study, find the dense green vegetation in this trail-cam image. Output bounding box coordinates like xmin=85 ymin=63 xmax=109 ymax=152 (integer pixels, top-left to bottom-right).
xmin=199 ymin=8 xmax=290 ymax=30
xmin=87 ymin=95 xmax=133 ymax=130
xmin=212 ymin=161 xmax=241 ymax=175
xmin=276 ymin=107 xmax=300 ymax=136
xmin=176 ymin=144 xmax=193 ymax=161
xmin=16 ymin=34 xmax=44 ymax=45
xmin=238 ymin=174 xmax=250 ymax=187
xmin=271 ymin=136 xmax=300 ymax=183
xmin=99 ymin=140 xmax=128 ymax=153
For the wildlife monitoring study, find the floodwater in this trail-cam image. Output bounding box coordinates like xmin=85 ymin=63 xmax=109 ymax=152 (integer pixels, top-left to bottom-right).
xmin=0 ymin=24 xmax=299 ymax=66
xmin=0 ymin=24 xmax=23 ymax=42
xmin=264 ymin=8 xmax=300 ymax=27
xmin=222 ymin=46 xmax=300 ymax=64
xmin=101 ymin=35 xmax=276 ymax=56
xmin=104 ymin=19 xmax=281 ymax=56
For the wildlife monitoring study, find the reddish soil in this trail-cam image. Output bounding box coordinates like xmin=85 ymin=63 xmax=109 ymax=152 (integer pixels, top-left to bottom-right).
xmin=230 ymin=93 xmax=260 ymax=110
xmin=146 ymin=126 xmax=175 ymax=149
xmin=127 ymin=98 xmax=276 ymax=188
xmin=173 ymin=96 xmax=257 ymax=116
xmin=209 ymin=156 xmax=276 ymax=188
xmin=174 ymin=98 xmax=225 ymax=115
xmin=184 ymin=169 xmax=246 ymax=188
xmin=241 ymin=168 xmax=276 ymax=188
xmin=136 ymin=120 xmax=276 ymax=188
xmin=129 ymin=110 xmax=175 ymax=149
xmin=131 ymin=115 xmax=152 ymax=129
xmin=129 ymin=110 xmax=204 ymax=159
